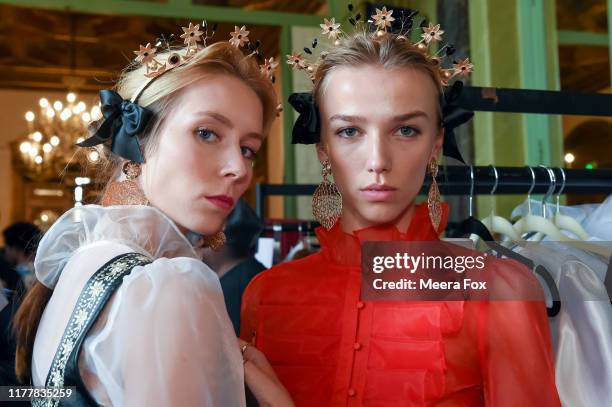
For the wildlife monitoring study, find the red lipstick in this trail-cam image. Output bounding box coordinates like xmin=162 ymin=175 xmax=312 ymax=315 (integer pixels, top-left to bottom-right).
xmin=205 ymin=195 xmax=235 ymax=210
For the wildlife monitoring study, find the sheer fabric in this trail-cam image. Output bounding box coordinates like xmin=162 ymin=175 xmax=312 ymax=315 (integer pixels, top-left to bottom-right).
xmin=241 ymin=203 xmax=560 ymax=406
xmin=32 ymin=205 xmax=245 ymax=406
xmin=581 ymin=194 xmax=612 ymax=241
xmin=511 ymin=194 xmax=612 ymax=241
xmin=517 ymin=243 xmax=612 ymax=407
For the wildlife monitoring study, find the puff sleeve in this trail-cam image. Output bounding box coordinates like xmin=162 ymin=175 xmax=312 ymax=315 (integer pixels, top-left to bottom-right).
xmin=480 ymin=258 xmax=561 ymax=406
xmin=85 ymin=257 xmax=245 ymax=406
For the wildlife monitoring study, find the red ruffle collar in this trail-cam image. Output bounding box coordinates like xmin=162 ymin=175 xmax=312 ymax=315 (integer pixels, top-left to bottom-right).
xmin=315 ymin=202 xmax=449 ymax=266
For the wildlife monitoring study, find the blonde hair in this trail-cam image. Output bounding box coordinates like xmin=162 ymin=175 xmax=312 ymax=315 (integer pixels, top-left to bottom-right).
xmin=94 ymin=41 xmax=277 ymax=185
xmin=313 ymin=31 xmax=443 ymax=123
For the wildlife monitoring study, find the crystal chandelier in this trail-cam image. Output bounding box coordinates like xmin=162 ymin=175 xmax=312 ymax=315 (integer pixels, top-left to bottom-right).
xmin=18 ymin=92 xmax=102 ymax=180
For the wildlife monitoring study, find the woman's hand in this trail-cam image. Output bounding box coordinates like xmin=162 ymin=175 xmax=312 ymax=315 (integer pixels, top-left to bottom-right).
xmin=238 ymin=339 xmax=294 ymax=407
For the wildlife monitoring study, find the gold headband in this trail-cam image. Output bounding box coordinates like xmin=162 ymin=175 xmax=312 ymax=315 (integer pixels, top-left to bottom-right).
xmin=287 ymin=7 xmax=473 ymax=86
xmin=130 ymin=22 xmax=277 ymax=102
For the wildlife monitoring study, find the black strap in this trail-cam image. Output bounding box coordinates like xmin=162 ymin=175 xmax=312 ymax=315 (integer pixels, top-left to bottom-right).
xmin=33 ymin=252 xmax=151 ymax=407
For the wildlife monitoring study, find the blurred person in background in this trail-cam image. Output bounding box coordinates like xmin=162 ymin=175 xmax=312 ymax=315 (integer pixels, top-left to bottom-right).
xmin=0 ymin=248 xmax=19 ymax=295
xmin=0 ymin=222 xmax=40 ymax=393
xmin=202 ymin=198 xmax=266 ymax=335
xmin=2 ymin=222 xmax=41 ymax=291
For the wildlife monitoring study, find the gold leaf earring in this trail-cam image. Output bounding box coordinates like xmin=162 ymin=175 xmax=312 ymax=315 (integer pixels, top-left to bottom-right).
xmin=427 ymin=158 xmax=442 ymax=233
xmin=312 ymin=159 xmax=342 ymax=230
xmin=201 ymin=231 xmax=226 ymax=251
xmin=101 ymin=161 xmax=149 ymax=206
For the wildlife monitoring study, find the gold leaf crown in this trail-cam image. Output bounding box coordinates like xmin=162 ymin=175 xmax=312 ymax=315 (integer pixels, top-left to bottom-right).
xmin=130 ymin=22 xmax=279 ymax=103
xmin=286 ymin=6 xmax=473 ymax=86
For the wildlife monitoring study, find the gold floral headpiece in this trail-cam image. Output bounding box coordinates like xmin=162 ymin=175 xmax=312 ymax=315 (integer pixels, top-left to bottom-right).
xmin=77 ymin=21 xmax=280 ymax=164
xmin=286 ymin=6 xmax=474 ymax=164
xmin=130 ymin=22 xmax=278 ymax=102
xmin=286 ymin=6 xmax=473 ymax=86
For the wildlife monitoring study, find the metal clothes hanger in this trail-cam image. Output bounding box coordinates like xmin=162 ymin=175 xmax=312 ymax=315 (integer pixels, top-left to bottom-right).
xmin=481 ymin=165 xmax=520 ymax=241
xmin=512 ymin=166 xmax=566 ymax=241
xmin=458 ymin=166 xmax=560 ymax=316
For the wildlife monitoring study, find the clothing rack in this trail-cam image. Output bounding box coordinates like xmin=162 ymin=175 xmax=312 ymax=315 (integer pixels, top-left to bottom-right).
xmin=458 ymin=86 xmax=612 ymax=116
xmin=256 ymin=166 xmax=612 ymax=219
xmin=261 ymin=220 xmax=480 ymax=236
xmin=263 ymin=221 xmax=319 ymax=233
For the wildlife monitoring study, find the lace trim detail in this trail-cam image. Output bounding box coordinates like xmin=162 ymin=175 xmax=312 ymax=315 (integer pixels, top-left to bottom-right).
xmin=32 ymin=252 xmax=151 ymax=406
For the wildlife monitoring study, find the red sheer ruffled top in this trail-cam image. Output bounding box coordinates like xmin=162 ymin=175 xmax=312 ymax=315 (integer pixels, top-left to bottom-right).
xmin=241 ymin=203 xmax=560 ymax=406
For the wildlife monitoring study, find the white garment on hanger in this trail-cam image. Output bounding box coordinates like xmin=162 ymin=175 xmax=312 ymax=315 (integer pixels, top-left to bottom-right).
xmin=255 ymin=237 xmax=275 ymax=268
xmin=32 ymin=205 xmax=245 ymax=406
xmin=581 ymin=194 xmax=612 ymax=241
xmin=0 ymin=290 xmax=7 ymax=312
xmin=511 ymin=194 xmax=612 ymax=241
xmin=516 ymin=242 xmax=612 ymax=407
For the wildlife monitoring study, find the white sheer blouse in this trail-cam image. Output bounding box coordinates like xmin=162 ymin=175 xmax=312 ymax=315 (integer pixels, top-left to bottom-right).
xmin=31 ymin=205 xmax=245 ymax=406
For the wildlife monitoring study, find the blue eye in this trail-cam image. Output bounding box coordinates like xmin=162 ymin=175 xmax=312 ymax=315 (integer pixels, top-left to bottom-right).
xmin=196 ymin=127 xmax=217 ymax=140
xmin=338 ymin=127 xmax=358 ymax=138
xmin=398 ymin=126 xmax=417 ymax=137
xmin=241 ymin=146 xmax=258 ymax=160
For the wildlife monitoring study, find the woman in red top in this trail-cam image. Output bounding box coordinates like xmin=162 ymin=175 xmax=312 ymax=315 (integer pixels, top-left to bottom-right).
xmin=242 ymin=16 xmax=560 ymax=406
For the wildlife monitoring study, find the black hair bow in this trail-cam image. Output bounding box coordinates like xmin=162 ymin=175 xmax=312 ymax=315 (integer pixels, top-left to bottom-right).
xmin=76 ymin=89 xmax=153 ymax=163
xmin=288 ymin=92 xmax=320 ymax=144
xmin=440 ymin=81 xmax=473 ymax=164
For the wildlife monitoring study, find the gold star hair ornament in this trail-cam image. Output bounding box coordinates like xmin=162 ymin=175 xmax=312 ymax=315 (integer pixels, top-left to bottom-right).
xmin=287 ymin=4 xmax=473 ymax=86
xmin=287 ymin=4 xmax=476 ymax=165
xmin=130 ymin=21 xmax=278 ymax=103
xmin=77 ymin=20 xmax=280 ymax=165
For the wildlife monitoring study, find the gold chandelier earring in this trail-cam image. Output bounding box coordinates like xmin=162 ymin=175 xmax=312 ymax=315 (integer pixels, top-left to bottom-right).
xmin=427 ymin=158 xmax=442 ymax=233
xmin=101 ymin=161 xmax=149 ymax=206
xmin=312 ymin=159 xmax=342 ymax=230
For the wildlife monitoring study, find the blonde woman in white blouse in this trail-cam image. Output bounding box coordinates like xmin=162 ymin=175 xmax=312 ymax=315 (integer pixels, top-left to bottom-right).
xmin=14 ymin=26 xmax=292 ymax=407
